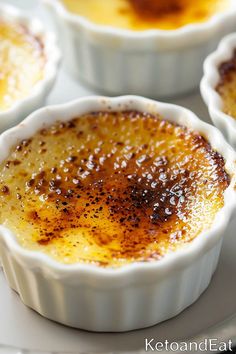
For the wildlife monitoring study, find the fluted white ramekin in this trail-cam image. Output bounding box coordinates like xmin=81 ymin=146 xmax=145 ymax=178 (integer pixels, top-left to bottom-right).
xmin=0 ymin=96 xmax=235 ymax=332
xmin=201 ymin=33 xmax=236 ymax=150
xmin=42 ymin=0 xmax=236 ymax=98
xmin=0 ymin=4 xmax=61 ymax=132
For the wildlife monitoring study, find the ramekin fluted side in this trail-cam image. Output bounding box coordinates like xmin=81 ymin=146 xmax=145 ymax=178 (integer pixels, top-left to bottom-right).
xmin=201 ymin=33 xmax=236 ymax=150
xmin=0 ymin=235 xmax=223 ymax=332
xmin=0 ymin=96 xmax=235 ymax=332
xmin=0 ymin=4 xmax=61 ymax=131
xmin=43 ymin=0 xmax=236 ymax=98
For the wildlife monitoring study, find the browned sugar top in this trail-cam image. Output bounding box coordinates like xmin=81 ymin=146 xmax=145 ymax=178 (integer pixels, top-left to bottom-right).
xmin=0 ymin=111 xmax=229 ymax=266
xmin=128 ymin=0 xmax=183 ymax=20
xmin=218 ymin=50 xmax=236 ymax=84
xmin=216 ymin=50 xmax=236 ymax=120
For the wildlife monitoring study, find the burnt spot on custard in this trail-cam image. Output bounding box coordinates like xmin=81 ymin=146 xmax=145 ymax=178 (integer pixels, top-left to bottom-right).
xmin=126 ymin=0 xmax=213 ymax=24
xmin=0 ymin=111 xmax=230 ymax=266
xmin=217 ymin=50 xmax=236 ymax=86
xmin=216 ymin=50 xmax=236 ymax=120
xmin=128 ymin=0 xmax=183 ymax=20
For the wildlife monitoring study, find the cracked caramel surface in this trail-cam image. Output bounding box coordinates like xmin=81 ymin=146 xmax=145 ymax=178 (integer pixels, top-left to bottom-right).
xmin=216 ymin=50 xmax=236 ymax=120
xmin=0 ymin=111 xmax=229 ymax=267
xmin=0 ymin=21 xmax=45 ymax=111
xmin=61 ymin=0 xmax=230 ymax=31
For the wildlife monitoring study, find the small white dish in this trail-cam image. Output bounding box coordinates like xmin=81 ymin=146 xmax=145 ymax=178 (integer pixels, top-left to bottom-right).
xmin=0 ymin=4 xmax=61 ymax=131
xmin=43 ymin=0 xmax=236 ymax=98
xmin=201 ymin=33 xmax=236 ymax=150
xmin=0 ymin=95 xmax=235 ymax=332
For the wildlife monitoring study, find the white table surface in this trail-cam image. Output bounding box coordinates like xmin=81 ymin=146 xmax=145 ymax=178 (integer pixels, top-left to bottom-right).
xmin=0 ymin=0 xmax=235 ymax=353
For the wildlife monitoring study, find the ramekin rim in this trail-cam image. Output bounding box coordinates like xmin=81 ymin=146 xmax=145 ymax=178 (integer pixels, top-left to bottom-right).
xmin=200 ymin=32 xmax=236 ymax=134
xmin=0 ymin=95 xmax=235 ymax=278
xmin=43 ymin=0 xmax=236 ymax=44
xmin=0 ymin=3 xmax=61 ymax=122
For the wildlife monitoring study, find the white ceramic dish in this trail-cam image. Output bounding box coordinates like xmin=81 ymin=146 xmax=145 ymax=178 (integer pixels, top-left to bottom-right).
xmin=42 ymin=0 xmax=236 ymax=98
xmin=0 ymin=95 xmax=235 ymax=333
xmin=201 ymin=33 xmax=236 ymax=150
xmin=0 ymin=3 xmax=61 ymax=131
xmin=1 ymin=215 xmax=236 ymax=353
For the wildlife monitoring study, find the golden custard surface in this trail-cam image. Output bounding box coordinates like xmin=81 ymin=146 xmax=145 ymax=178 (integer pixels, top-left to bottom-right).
xmin=0 ymin=21 xmax=45 ymax=111
xmin=0 ymin=111 xmax=229 ymax=267
xmin=216 ymin=50 xmax=236 ymax=120
xmin=61 ymin=0 xmax=231 ymax=31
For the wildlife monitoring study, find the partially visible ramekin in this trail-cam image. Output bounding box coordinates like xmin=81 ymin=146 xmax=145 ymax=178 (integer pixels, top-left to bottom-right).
xmin=0 ymin=4 xmax=61 ymax=132
xmin=43 ymin=0 xmax=236 ymax=98
xmin=0 ymin=96 xmax=235 ymax=332
xmin=201 ymin=33 xmax=236 ymax=150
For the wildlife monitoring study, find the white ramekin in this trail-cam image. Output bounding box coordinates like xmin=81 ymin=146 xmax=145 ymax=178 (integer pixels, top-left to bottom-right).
xmin=42 ymin=0 xmax=236 ymax=98
xmin=0 ymin=96 xmax=235 ymax=332
xmin=0 ymin=4 xmax=61 ymax=132
xmin=201 ymin=33 xmax=236 ymax=150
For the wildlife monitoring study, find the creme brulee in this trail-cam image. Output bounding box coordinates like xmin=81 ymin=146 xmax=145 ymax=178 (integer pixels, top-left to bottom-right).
xmin=60 ymin=0 xmax=231 ymax=31
xmin=0 ymin=21 xmax=45 ymax=111
xmin=0 ymin=111 xmax=229 ymax=267
xmin=216 ymin=50 xmax=236 ymax=120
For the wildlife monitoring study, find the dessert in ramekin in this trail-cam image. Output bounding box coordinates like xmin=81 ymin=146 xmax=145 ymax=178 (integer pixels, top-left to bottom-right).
xmin=201 ymin=33 xmax=236 ymax=150
xmin=0 ymin=4 xmax=60 ymax=131
xmin=0 ymin=96 xmax=235 ymax=332
xmin=43 ymin=0 xmax=236 ymax=98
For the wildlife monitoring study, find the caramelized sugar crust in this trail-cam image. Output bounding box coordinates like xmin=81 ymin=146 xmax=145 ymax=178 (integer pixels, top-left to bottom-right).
xmin=0 ymin=111 xmax=229 ymax=267
xmin=216 ymin=50 xmax=236 ymax=120
xmin=0 ymin=21 xmax=45 ymax=111
xmin=128 ymin=0 xmax=188 ymax=20
xmin=61 ymin=0 xmax=230 ymax=31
